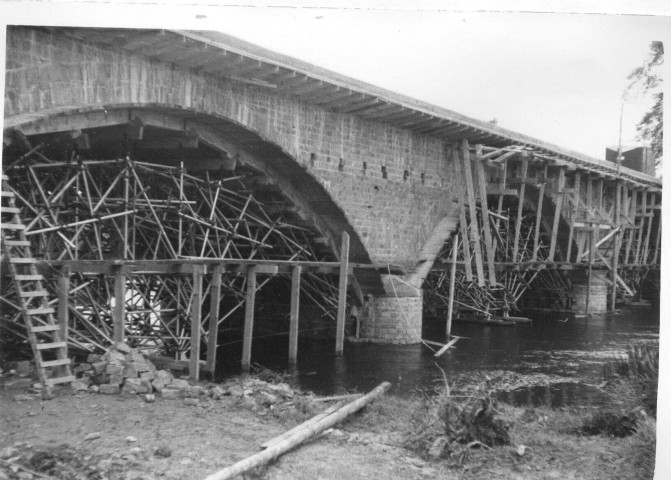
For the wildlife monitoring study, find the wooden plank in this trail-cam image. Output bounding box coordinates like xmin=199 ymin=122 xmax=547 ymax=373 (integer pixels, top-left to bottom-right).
xmin=565 ymin=172 xmax=581 ymax=263
xmin=474 ymin=145 xmax=497 ymax=285
xmin=548 ymin=167 xmax=566 ymax=261
xmin=634 ymin=191 xmax=647 ymax=264
xmin=461 ymin=139 xmax=485 ymax=286
xmin=652 ymin=198 xmax=662 ymax=265
xmin=56 ymin=268 xmax=70 ymax=357
xmin=533 ymin=181 xmax=545 ymax=262
xmin=205 ymin=264 xmax=223 ymax=373
xmin=190 ymin=266 xmax=204 ymax=381
xmin=513 ymin=157 xmax=529 ymax=263
xmin=624 ymin=189 xmax=638 ymax=264
xmin=641 ymin=191 xmax=654 ymax=264
xmin=452 ymin=145 xmax=473 ymax=282
xmin=113 ymin=272 xmax=126 ymax=343
xmin=288 ymin=265 xmax=301 ymax=364
xmin=241 ymin=266 xmax=257 ymax=373
xmin=446 ymin=236 xmax=458 ymax=339
xmin=610 ymin=181 xmax=622 ymax=310
xmin=335 ymin=233 xmax=350 ymax=356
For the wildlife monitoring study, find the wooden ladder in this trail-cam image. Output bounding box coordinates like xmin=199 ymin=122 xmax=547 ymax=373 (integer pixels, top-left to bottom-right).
xmin=1 ymin=174 xmax=74 ymax=398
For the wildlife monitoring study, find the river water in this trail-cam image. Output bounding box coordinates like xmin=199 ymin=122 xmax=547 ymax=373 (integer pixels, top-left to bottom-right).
xmin=215 ymin=305 xmax=659 ymax=405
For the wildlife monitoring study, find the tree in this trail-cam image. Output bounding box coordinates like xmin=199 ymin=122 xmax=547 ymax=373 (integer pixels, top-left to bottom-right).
xmin=626 ymin=41 xmax=663 ymax=167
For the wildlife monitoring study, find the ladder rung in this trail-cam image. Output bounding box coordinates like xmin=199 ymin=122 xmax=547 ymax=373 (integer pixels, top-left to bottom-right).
xmin=1 ymin=174 xmax=8 ymax=181
xmin=35 ymin=342 xmax=67 ymax=350
xmin=45 ymin=375 xmax=75 ymax=386
xmin=0 ymin=223 xmax=25 ymax=230
xmin=27 ymin=307 xmax=55 ymax=315
xmin=19 ymin=290 xmax=49 ymax=298
xmin=0 ymin=191 xmax=15 ymax=197
xmin=1 ymin=207 xmax=20 ymax=214
xmin=31 ymin=324 xmax=60 ymax=333
xmin=9 ymin=258 xmax=36 ymax=264
xmin=15 ymin=275 xmax=43 ymax=281
xmin=3 ymin=240 xmax=31 ymax=246
xmin=41 ymin=358 xmax=71 ymax=368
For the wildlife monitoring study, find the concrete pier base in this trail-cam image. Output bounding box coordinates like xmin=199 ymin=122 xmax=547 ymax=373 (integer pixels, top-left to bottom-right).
xmin=570 ymin=270 xmax=609 ymax=314
xmin=358 ymin=294 xmax=423 ymax=344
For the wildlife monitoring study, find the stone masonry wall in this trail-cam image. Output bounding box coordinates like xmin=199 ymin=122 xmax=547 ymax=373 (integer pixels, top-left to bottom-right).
xmin=359 ymin=295 xmax=423 ymax=344
xmin=4 ymin=27 xmax=456 ymax=269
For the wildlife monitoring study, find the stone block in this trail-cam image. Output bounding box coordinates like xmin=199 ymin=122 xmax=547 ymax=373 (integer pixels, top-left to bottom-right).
xmin=72 ymin=380 xmax=90 ymax=392
xmin=91 ymin=361 xmax=107 ymax=375
xmin=154 ymin=370 xmax=174 ymax=385
xmin=161 ymin=388 xmax=181 ymax=399
xmin=122 ymin=364 xmax=138 ymax=379
xmin=123 ymin=378 xmax=150 ymax=395
xmin=113 ymin=342 xmax=132 ymax=354
xmin=99 ymin=384 xmax=120 ymax=395
xmin=170 ymin=378 xmax=189 ymax=390
xmin=74 ymin=363 xmax=92 ymax=374
xmin=140 ymin=371 xmax=156 ymax=381
xmin=87 ymin=353 xmax=101 ymax=363
xmin=106 ymin=364 xmax=124 ymax=376
xmin=102 ymin=349 xmax=126 ymax=366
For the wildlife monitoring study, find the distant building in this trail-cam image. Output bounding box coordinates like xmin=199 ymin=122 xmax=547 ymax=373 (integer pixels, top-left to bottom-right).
xmin=605 ymin=145 xmax=655 ymax=176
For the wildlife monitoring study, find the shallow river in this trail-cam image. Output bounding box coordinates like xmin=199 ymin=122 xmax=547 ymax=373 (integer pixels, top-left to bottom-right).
xmin=215 ymin=305 xmax=659 ymax=405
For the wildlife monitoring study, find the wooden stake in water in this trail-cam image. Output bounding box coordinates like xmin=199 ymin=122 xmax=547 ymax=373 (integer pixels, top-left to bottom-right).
xmin=446 ymin=237 xmax=458 ymax=339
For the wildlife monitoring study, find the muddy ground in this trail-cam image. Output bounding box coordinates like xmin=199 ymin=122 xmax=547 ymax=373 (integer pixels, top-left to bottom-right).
xmin=0 ymin=370 xmax=660 ymax=480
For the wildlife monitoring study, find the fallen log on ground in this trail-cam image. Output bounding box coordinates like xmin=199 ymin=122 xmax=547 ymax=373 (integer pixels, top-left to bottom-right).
xmin=203 ymin=381 xmax=392 ymax=480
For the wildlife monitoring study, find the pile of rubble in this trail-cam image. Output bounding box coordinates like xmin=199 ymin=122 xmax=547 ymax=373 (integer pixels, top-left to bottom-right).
xmin=70 ymin=342 xmax=187 ymax=399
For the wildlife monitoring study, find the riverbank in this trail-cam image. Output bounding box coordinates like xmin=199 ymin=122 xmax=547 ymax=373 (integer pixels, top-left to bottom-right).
xmin=0 ymin=369 xmax=657 ymax=480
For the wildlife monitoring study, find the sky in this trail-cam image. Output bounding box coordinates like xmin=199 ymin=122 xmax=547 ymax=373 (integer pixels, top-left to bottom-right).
xmin=1 ymin=3 xmax=669 ymax=163
xmin=205 ymin=9 xmax=666 ymax=162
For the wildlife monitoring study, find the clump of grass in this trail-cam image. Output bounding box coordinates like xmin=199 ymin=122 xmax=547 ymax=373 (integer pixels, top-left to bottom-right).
xmin=403 ymin=375 xmax=512 ymax=464
xmin=602 ymin=343 xmax=658 ymax=416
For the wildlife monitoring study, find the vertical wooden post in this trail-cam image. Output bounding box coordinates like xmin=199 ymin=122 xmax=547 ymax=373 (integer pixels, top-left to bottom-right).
xmin=533 ymin=167 xmax=546 ymax=262
xmin=610 ymin=181 xmax=621 ymax=310
xmin=586 ymin=227 xmax=596 ymax=314
xmin=452 ymin=145 xmax=473 ymax=282
xmin=652 ymin=194 xmax=662 ymax=266
xmin=596 ymin=178 xmax=604 ymax=213
xmin=446 ymin=237 xmax=458 ymax=339
xmin=624 ymin=188 xmax=638 ymax=265
xmin=241 ymin=266 xmax=257 ymax=373
xmin=642 ymin=191 xmax=654 ymax=264
xmin=190 ymin=265 xmax=204 ymax=381
xmin=335 ymin=232 xmax=350 ymax=356
xmin=461 ymin=139 xmax=485 ymax=286
xmin=56 ymin=267 xmax=71 ymax=357
xmin=205 ymin=264 xmax=222 ymax=373
xmin=566 ymin=172 xmax=581 ymax=263
xmin=513 ymin=156 xmax=528 ymax=263
xmin=635 ymin=191 xmax=647 ymax=264
xmin=112 ymin=269 xmax=126 ymax=343
xmin=474 ymin=144 xmax=497 ymax=285
xmin=548 ymin=166 xmax=566 ymax=262
xmin=288 ymin=265 xmax=302 ymax=364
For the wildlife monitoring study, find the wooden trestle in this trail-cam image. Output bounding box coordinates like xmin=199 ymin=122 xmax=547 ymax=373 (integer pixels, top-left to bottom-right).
xmin=424 ymin=140 xmax=661 ymax=319
xmin=0 ymin=151 xmax=368 ymax=380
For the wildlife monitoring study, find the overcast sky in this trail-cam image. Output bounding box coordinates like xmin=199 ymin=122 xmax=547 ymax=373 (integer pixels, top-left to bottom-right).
xmin=1 ymin=3 xmax=668 ymax=162
xmin=204 ymin=9 xmax=667 ymax=162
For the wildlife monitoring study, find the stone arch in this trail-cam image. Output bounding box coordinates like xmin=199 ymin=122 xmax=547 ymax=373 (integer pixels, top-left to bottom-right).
xmin=4 ymin=104 xmax=381 ymax=297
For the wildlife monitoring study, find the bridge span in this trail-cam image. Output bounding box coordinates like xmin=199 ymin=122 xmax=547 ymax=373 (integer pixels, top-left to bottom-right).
xmin=2 ymin=27 xmax=661 ymax=369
